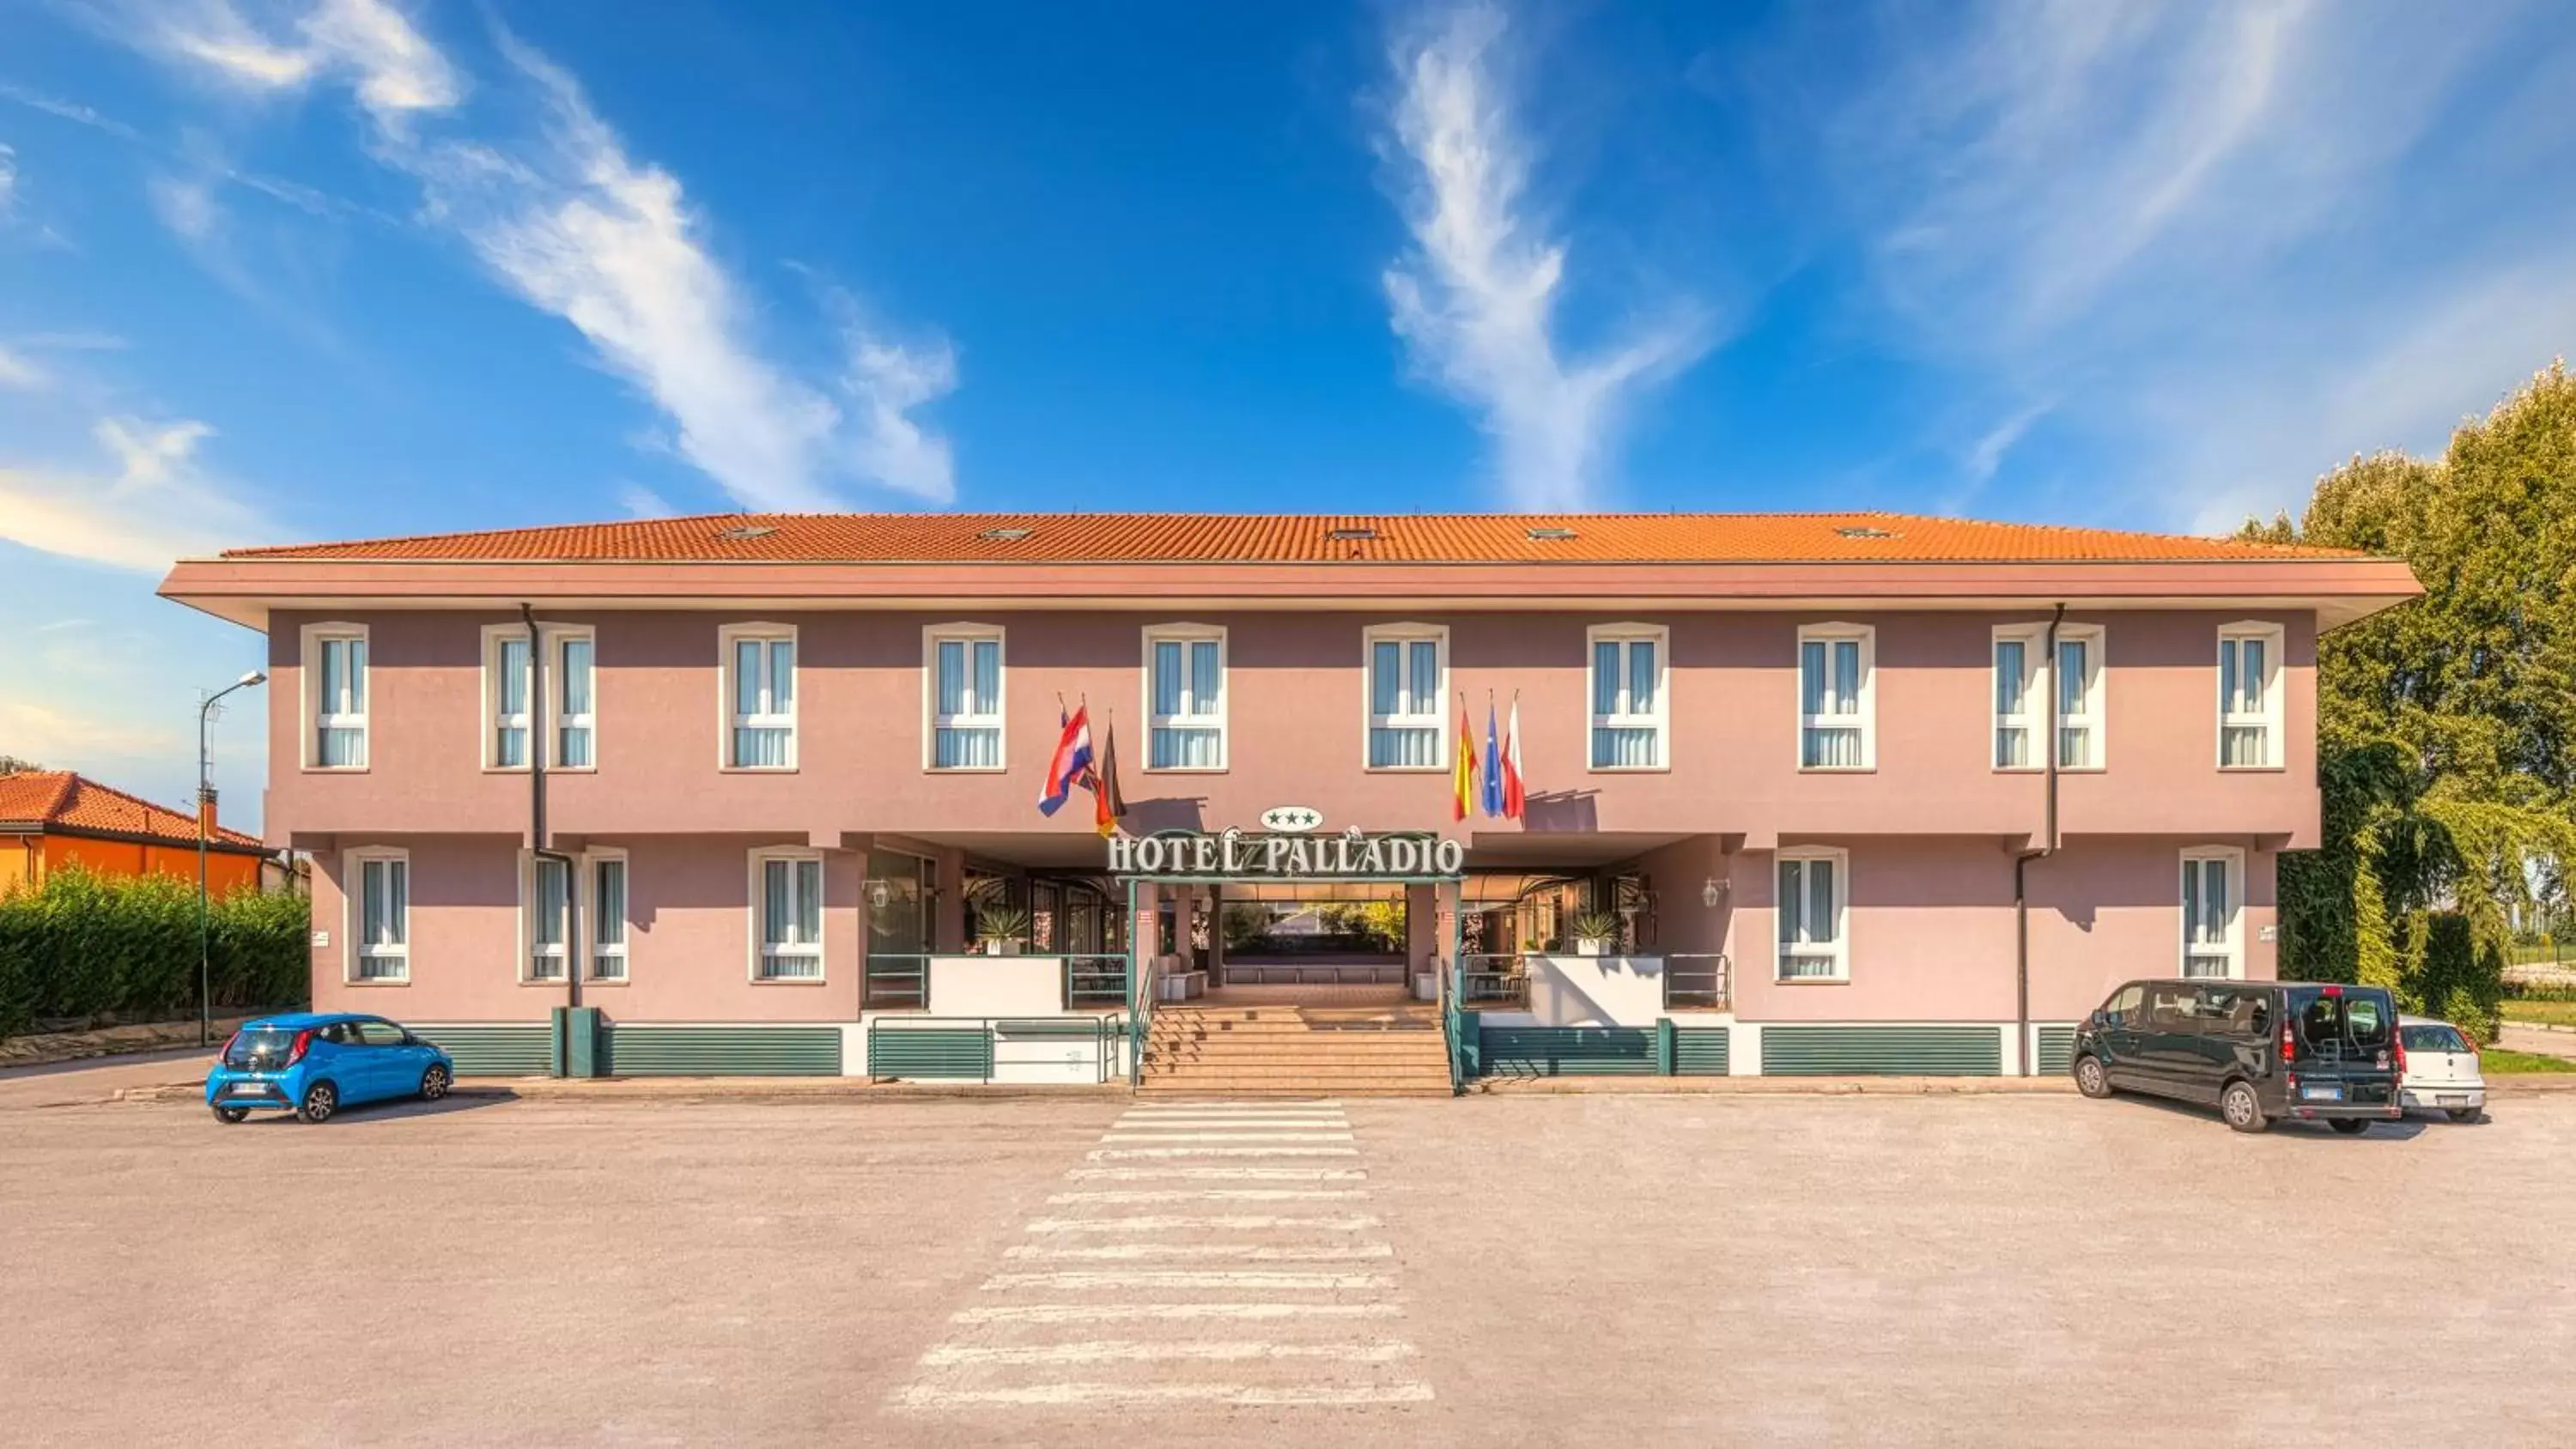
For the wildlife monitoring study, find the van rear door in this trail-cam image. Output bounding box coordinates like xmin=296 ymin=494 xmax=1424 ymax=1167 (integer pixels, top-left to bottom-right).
xmin=2281 ymin=986 xmax=2400 ymax=1107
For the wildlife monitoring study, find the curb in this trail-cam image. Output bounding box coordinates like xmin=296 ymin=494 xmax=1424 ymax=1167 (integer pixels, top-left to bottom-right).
xmin=1467 ymin=1076 xmax=2079 ymax=1095
xmin=112 ymin=1078 xmax=1129 ymax=1105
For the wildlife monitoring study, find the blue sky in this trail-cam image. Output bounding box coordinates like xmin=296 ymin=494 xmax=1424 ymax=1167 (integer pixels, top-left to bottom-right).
xmin=4 ymin=0 xmax=2575 ymax=830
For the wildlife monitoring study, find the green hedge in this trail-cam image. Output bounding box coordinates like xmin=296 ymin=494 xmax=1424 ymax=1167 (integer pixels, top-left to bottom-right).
xmin=0 ymin=866 xmax=308 ymax=1037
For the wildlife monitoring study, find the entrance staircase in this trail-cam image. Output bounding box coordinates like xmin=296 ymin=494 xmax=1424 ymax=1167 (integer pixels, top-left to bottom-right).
xmin=1139 ymin=1000 xmax=1453 ymax=1098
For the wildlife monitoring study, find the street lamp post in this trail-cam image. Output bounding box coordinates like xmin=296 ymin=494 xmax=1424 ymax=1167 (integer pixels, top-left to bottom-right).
xmin=199 ymin=670 xmax=267 ymax=1048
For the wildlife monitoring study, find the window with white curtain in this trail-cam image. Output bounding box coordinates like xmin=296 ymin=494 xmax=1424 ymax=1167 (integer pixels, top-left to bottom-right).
xmin=2055 ymin=626 xmax=2106 ymax=769
xmin=349 ymin=851 xmax=407 ymax=981
xmin=525 ymin=855 xmax=570 ymax=982
xmin=487 ymin=629 xmax=532 ymax=768
xmin=1798 ymin=625 xmax=1874 ymax=769
xmin=1145 ymin=626 xmax=1225 ymax=770
xmin=1365 ymin=625 xmax=1446 ymax=769
xmin=588 ymin=852 xmax=627 ymax=981
xmin=927 ymin=627 xmax=1005 ymax=769
xmin=754 ymin=851 xmax=825 ymax=979
xmin=2218 ymin=623 xmax=2283 ymax=768
xmin=2181 ymin=849 xmax=2241 ymax=978
xmin=1588 ymin=624 xmax=1667 ymax=769
xmin=721 ymin=625 xmax=797 ymax=769
xmin=1777 ymin=849 xmax=1849 ymax=980
xmin=1993 ymin=627 xmax=2041 ymax=769
xmin=555 ymin=631 xmax=596 ymax=768
xmin=307 ymin=625 xmax=369 ymax=769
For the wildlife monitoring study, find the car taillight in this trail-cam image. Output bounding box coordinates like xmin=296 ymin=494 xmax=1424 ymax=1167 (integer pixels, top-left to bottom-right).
xmin=2391 ymin=1032 xmax=2405 ymax=1074
xmin=2280 ymin=1018 xmax=2296 ymax=1064
xmin=286 ymin=1029 xmax=314 ymax=1064
xmin=219 ymin=1031 xmax=241 ymax=1061
xmin=2464 ymin=1032 xmax=2482 ymax=1058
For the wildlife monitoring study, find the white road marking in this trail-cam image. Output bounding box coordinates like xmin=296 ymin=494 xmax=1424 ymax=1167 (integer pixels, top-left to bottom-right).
xmin=1062 ymin=1166 xmax=1368 ymax=1182
xmin=981 ymin=1270 xmax=1398 ymax=1292
xmin=1108 ymin=1119 xmax=1352 ymax=1131
xmin=1121 ymin=1100 xmax=1344 ymax=1110
xmin=1004 ymin=1243 xmax=1396 ymax=1262
xmin=920 ymin=1339 xmax=1417 ymax=1367
xmin=894 ymin=1381 xmax=1435 ymax=1409
xmin=950 ymin=1302 xmax=1403 ymax=1325
xmin=1088 ymin=1146 xmax=1359 ymax=1159
xmin=1100 ymin=1131 xmax=1356 ymax=1143
xmin=1024 ymin=1215 xmax=1381 ymax=1234
xmin=1046 ymin=1189 xmax=1370 ymax=1204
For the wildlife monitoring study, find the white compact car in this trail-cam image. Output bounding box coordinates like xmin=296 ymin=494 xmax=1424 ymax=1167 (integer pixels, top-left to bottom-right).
xmin=2397 ymin=1016 xmax=2486 ymax=1122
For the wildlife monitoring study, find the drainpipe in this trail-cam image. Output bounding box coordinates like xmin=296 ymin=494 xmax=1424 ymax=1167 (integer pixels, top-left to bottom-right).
xmin=522 ymin=604 xmax=580 ymax=1064
xmin=2014 ymin=603 xmax=2067 ymax=1076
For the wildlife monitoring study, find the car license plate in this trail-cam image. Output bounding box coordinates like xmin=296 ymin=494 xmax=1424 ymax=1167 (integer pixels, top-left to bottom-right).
xmin=2301 ymin=1085 xmax=2343 ymax=1102
xmin=2437 ymin=1094 xmax=2470 ymax=1106
xmin=228 ymin=1082 xmax=267 ymax=1097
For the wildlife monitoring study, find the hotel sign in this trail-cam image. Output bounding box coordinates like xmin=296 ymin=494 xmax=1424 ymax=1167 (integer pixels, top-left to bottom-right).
xmin=1110 ymin=827 xmax=1465 ymax=880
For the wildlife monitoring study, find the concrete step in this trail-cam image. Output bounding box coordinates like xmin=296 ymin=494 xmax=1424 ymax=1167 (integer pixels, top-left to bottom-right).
xmin=1139 ymin=1080 xmax=1450 ymax=1097
xmin=1140 ymin=1064 xmax=1451 ymax=1083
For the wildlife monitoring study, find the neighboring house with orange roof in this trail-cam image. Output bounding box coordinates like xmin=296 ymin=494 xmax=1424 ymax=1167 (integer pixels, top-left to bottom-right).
xmin=0 ymin=770 xmax=273 ymax=898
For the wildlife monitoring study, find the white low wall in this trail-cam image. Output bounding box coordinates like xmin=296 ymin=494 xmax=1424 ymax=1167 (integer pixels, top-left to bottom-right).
xmin=927 ymin=954 xmax=1066 ymax=1016
xmin=1526 ymin=953 xmax=1667 ymax=1028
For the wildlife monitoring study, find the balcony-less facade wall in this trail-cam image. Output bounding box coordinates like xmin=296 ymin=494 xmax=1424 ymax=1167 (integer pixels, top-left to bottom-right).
xmin=261 ymin=608 xmax=2320 ymax=851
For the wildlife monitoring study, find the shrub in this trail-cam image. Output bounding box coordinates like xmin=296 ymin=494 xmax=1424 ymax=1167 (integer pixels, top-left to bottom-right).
xmin=0 ymin=866 xmax=308 ymax=1038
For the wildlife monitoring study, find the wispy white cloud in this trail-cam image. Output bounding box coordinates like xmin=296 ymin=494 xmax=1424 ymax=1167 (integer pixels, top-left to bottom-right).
xmin=0 ymin=142 xmax=16 ymax=216
xmin=1378 ymin=4 xmax=1711 ymax=510
xmin=0 ymin=344 xmax=44 ymax=391
xmin=145 ymin=171 xmax=220 ymax=239
xmin=0 ymin=416 xmax=264 ymax=571
xmin=0 ymin=82 xmax=145 ymax=140
xmin=1796 ymin=0 xmax=2576 ymax=524
xmin=121 ymin=0 xmax=959 ymax=506
xmin=614 ymin=481 xmax=671 ymax=518
xmin=0 ymin=698 xmax=185 ymax=760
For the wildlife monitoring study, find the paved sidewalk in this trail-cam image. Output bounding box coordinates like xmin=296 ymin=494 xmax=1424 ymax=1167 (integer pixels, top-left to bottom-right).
xmin=2500 ymin=1023 xmax=2576 ymax=1059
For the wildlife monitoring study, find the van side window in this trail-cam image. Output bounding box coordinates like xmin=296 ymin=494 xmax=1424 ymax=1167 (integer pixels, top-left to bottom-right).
xmin=2203 ymin=986 xmax=2260 ymax=1037
xmin=2346 ymin=997 xmax=2388 ymax=1047
xmin=2106 ymin=985 xmax=2144 ymax=1024
xmin=2145 ymin=985 xmax=2201 ymax=1032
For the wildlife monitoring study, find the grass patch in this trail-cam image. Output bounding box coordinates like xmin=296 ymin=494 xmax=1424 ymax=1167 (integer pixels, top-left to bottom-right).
xmin=2483 ymin=1047 xmax=2576 ymax=1074
xmin=2503 ymin=997 xmax=2576 ymax=1027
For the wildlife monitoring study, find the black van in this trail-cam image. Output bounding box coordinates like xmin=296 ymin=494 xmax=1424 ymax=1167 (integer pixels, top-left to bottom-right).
xmin=2071 ymin=979 xmax=2404 ymax=1133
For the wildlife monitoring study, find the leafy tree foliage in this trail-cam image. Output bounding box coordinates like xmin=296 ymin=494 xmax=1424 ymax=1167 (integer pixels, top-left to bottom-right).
xmin=2250 ymin=362 xmax=2576 ymax=1035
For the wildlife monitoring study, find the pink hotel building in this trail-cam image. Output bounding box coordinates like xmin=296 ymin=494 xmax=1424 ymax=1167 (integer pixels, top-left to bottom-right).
xmin=159 ymin=512 xmax=2420 ymax=1086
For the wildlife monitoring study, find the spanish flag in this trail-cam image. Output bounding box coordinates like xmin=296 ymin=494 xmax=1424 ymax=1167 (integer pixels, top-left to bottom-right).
xmin=1451 ymin=701 xmax=1479 ymax=822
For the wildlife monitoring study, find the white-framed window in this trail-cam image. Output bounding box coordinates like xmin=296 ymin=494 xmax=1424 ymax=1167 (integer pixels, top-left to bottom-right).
xmin=587 ymin=850 xmax=628 ymax=982
xmin=720 ymin=624 xmax=797 ymax=770
xmin=926 ymin=626 xmax=1005 ymax=771
xmin=2218 ymin=622 xmax=2284 ymax=769
xmin=1777 ymin=847 xmax=1849 ymax=981
xmin=554 ymin=629 xmax=596 ymax=768
xmin=2181 ymin=847 xmax=2244 ymax=979
xmin=1364 ymin=624 xmax=1447 ymax=770
xmin=346 ymin=848 xmax=407 ymax=982
xmin=523 ymin=853 xmax=571 ymax=983
xmin=1992 ymin=626 xmax=2042 ymax=770
xmin=751 ymin=849 xmax=825 ymax=980
xmin=483 ymin=624 xmax=597 ymax=771
xmin=1588 ymin=623 xmax=1667 ymax=770
xmin=1145 ymin=625 xmax=1226 ymax=770
xmin=304 ymin=622 xmax=369 ymax=770
xmin=1798 ymin=624 xmax=1874 ymax=770
xmin=2055 ymin=624 xmax=2105 ymax=770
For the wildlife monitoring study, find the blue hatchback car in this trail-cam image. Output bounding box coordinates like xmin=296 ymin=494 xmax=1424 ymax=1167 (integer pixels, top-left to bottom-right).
xmin=205 ymin=1012 xmax=454 ymax=1124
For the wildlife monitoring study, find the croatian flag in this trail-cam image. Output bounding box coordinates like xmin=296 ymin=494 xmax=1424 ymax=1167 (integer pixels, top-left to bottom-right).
xmin=1039 ymin=706 xmax=1096 ymax=816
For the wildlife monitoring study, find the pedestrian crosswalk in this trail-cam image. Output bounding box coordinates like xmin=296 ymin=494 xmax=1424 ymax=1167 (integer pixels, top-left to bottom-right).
xmin=892 ymin=1100 xmax=1434 ymax=1411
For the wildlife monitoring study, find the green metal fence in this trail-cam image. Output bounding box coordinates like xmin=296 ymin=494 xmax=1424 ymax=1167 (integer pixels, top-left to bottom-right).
xmin=2032 ymin=1024 xmax=2078 ymax=1076
xmin=1479 ymin=1025 xmax=1658 ymax=1076
xmin=602 ymin=1024 xmax=841 ymax=1076
xmin=410 ymin=1023 xmax=554 ymax=1076
xmin=866 ymin=1016 xmax=1121 ymax=1084
xmin=1759 ymin=1024 xmax=2003 ymax=1076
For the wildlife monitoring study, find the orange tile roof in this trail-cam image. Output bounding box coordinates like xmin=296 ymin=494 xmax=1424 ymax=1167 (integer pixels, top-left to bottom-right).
xmin=217 ymin=512 xmax=2367 ymax=565
xmin=0 ymin=770 xmax=265 ymax=852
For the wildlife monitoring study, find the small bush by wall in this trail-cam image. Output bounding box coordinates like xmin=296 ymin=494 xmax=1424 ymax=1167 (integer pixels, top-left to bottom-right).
xmin=0 ymin=866 xmax=308 ymax=1037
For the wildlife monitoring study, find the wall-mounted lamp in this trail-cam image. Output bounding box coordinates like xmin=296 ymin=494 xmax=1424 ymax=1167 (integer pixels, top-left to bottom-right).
xmin=866 ymin=879 xmax=891 ymax=911
xmin=1702 ymin=876 xmax=1728 ymax=909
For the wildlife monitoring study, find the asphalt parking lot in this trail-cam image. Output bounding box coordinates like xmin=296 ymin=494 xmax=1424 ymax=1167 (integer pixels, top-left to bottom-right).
xmin=4 ymin=1074 xmax=2573 ymax=1448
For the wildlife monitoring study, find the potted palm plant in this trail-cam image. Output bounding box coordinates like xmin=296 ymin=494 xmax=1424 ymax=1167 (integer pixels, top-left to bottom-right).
xmin=1570 ymin=907 xmax=1620 ymax=957
xmin=976 ymin=903 xmax=1032 ymax=956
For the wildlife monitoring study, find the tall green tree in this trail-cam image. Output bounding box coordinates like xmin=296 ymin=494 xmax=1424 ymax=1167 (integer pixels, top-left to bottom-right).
xmin=2253 ymin=362 xmax=2576 ymax=1034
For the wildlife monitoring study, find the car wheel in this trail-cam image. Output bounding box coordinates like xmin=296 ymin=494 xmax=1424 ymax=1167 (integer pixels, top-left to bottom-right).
xmin=212 ymin=1105 xmax=248 ymax=1124
xmin=297 ymin=1081 xmax=337 ymax=1124
xmin=420 ymin=1064 xmax=452 ymax=1100
xmin=2446 ymin=1107 xmax=2482 ymax=1124
xmin=2329 ymin=1118 xmax=2371 ymax=1136
xmin=2073 ymin=1054 xmax=2113 ymax=1099
xmin=2221 ymin=1080 xmax=2269 ymax=1134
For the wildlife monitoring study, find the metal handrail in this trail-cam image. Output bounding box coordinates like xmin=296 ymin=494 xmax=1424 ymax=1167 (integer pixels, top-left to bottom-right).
xmin=864 ymin=951 xmax=933 ymax=1010
xmin=1441 ymin=960 xmax=1465 ymax=1093
xmin=1129 ymin=953 xmax=1160 ymax=1088
xmin=1062 ymin=952 xmax=1130 ymax=1009
xmin=1662 ymin=952 xmax=1732 ymax=1012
